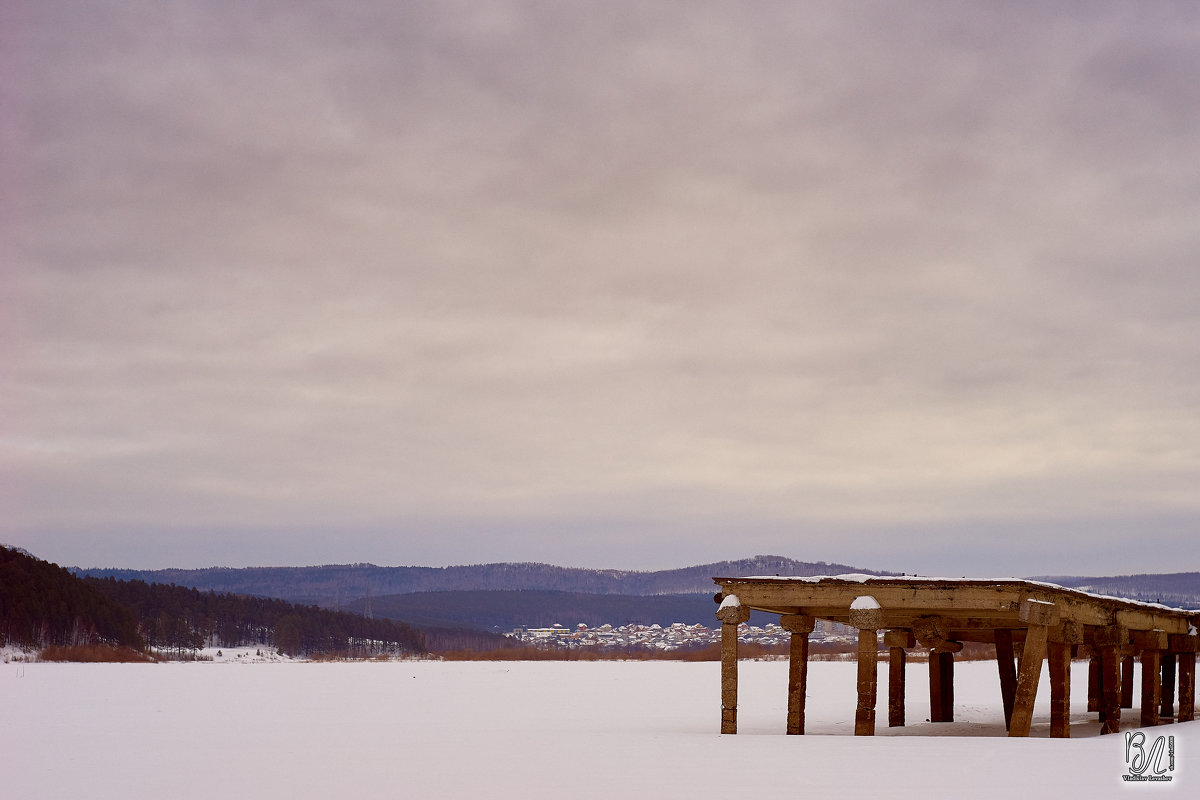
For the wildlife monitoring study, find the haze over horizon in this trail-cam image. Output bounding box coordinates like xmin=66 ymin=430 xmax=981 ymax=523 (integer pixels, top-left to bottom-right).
xmin=4 ymin=2 xmax=1199 ymax=577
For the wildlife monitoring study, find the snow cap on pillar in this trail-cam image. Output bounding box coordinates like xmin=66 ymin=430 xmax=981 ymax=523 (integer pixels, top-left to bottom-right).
xmin=849 ymin=595 xmax=884 ymax=630
xmin=716 ymin=594 xmax=750 ymax=624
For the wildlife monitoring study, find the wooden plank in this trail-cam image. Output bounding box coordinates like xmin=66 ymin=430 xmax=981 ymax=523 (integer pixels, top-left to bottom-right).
xmin=802 ymin=614 xmax=1041 ymax=636
xmin=713 ymin=582 xmax=1029 ymax=617
xmin=1020 ymin=598 xmax=1060 ymax=627
xmin=855 ymin=628 xmax=878 ymax=736
xmin=785 ymin=609 xmax=1022 ymax=627
xmin=1049 ymin=620 xmax=1083 ymax=645
xmin=1117 ymin=609 xmax=1192 ymax=636
xmin=952 ymin=627 xmax=1030 ymax=645
xmin=888 ymin=646 xmax=906 ymax=727
xmin=1168 ymin=634 xmax=1200 ymax=653
xmin=996 ymin=628 xmax=1018 ymax=730
xmin=1009 ymin=622 xmax=1049 ymax=737
xmin=1049 ymin=641 xmax=1071 ymax=738
xmin=1131 ymin=629 xmax=1169 ymax=650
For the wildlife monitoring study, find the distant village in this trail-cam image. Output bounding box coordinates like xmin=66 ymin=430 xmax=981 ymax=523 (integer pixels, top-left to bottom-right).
xmin=507 ymin=619 xmax=856 ymax=651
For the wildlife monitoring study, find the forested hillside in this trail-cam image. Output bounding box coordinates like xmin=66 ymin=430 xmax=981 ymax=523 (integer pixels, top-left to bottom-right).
xmin=2 ymin=547 xmax=425 ymax=658
xmin=84 ymin=577 xmax=425 ymax=657
xmin=1032 ymin=572 xmax=1200 ymax=609
xmin=1 ymin=546 xmax=143 ymax=649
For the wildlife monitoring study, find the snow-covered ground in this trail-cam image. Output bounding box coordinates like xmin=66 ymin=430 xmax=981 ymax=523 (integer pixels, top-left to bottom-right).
xmin=2 ymin=656 xmax=1194 ymax=798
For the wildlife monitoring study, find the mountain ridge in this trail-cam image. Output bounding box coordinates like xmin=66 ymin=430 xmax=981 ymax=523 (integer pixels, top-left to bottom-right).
xmin=73 ymin=555 xmax=881 ymax=607
xmin=1030 ymin=571 xmax=1200 ymax=609
xmin=66 ymin=556 xmax=1200 ymax=614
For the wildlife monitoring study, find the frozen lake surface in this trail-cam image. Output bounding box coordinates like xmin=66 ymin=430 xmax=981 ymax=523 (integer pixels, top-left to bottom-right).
xmin=3 ymin=655 xmax=1195 ymax=797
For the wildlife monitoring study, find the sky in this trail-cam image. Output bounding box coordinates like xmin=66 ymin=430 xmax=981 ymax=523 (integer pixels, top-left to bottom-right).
xmin=3 ymin=1 xmax=1199 ymax=576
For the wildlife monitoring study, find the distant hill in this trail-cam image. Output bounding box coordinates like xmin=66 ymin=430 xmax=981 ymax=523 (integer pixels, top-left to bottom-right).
xmin=1031 ymin=572 xmax=1200 ymax=610
xmin=74 ymin=555 xmax=881 ymax=608
xmin=48 ymin=549 xmax=1200 ymax=645
xmin=348 ymin=589 xmax=774 ymax=632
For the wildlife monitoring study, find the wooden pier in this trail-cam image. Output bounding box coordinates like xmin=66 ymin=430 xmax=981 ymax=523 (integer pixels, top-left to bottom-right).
xmin=713 ymin=575 xmax=1198 ymax=737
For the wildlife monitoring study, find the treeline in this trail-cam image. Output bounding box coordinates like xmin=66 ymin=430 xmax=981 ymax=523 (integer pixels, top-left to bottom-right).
xmin=1036 ymin=573 xmax=1200 ymax=609
xmin=83 ymin=577 xmax=425 ymax=657
xmin=1 ymin=546 xmax=143 ymax=649
xmin=419 ymin=626 xmax=513 ymax=654
xmin=2 ymin=547 xmax=425 ymax=659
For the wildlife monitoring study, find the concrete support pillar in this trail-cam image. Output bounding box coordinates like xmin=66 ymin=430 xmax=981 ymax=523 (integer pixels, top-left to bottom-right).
xmin=1121 ymin=654 xmax=1135 ymax=709
xmin=1009 ymin=599 xmax=1058 ymax=737
xmin=913 ymin=615 xmax=961 ymax=723
xmin=1141 ymin=650 xmax=1163 ymax=727
xmin=1134 ymin=630 xmax=1168 ymax=728
xmin=1087 ymin=649 xmax=1100 ymax=714
xmin=1048 ymin=622 xmax=1080 ymax=739
xmin=929 ymin=652 xmax=955 ymax=722
xmin=716 ymin=595 xmax=750 ymax=734
xmin=1169 ymin=634 xmax=1198 ymax=723
xmin=1048 ymin=642 xmax=1072 ymax=738
xmin=883 ymin=629 xmax=915 ymax=728
xmin=1095 ymin=625 xmax=1128 ymax=735
xmin=1182 ymin=656 xmax=1197 ymax=723
xmin=1160 ymin=653 xmax=1177 ymax=720
xmin=849 ymin=597 xmax=883 ymax=736
xmin=780 ymin=613 xmax=814 ymax=735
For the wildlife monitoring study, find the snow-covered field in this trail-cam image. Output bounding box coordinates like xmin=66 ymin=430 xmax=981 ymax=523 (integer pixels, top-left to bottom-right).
xmin=2 ymin=654 xmax=1195 ymax=798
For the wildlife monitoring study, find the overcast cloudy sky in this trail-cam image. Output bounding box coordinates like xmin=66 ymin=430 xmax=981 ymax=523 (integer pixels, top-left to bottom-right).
xmin=3 ymin=1 xmax=1199 ymax=576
